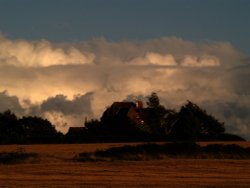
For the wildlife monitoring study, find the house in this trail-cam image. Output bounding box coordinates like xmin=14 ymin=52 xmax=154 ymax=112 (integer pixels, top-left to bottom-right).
xmin=65 ymin=127 xmax=87 ymax=143
xmin=101 ymin=101 xmax=144 ymax=132
xmin=67 ymin=127 xmax=87 ymax=135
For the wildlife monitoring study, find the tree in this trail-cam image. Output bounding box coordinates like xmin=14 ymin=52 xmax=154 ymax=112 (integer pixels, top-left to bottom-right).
xmin=142 ymin=93 xmax=168 ymax=136
xmin=0 ymin=110 xmax=25 ymax=144
xmin=19 ymin=116 xmax=62 ymax=144
xmin=146 ymin=92 xmax=160 ymax=108
xmin=168 ymin=101 xmax=225 ymax=141
xmin=184 ymin=101 xmax=225 ymax=135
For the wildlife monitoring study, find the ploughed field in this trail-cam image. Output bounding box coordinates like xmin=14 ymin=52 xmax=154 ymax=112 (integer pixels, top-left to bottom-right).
xmin=0 ymin=142 xmax=250 ymax=187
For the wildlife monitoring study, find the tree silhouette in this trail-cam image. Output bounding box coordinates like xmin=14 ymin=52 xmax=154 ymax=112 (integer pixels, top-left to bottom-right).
xmin=141 ymin=93 xmax=169 ymax=136
xmin=19 ymin=116 xmax=62 ymax=144
xmin=168 ymin=101 xmax=225 ymax=141
xmin=0 ymin=110 xmax=23 ymax=144
xmin=146 ymin=92 xmax=160 ymax=108
xmin=0 ymin=110 xmax=62 ymax=144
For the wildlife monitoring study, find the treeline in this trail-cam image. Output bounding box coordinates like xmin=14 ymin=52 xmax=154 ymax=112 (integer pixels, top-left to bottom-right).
xmin=0 ymin=110 xmax=63 ymax=144
xmin=0 ymin=93 xmax=245 ymax=144
xmin=67 ymin=93 xmax=245 ymax=143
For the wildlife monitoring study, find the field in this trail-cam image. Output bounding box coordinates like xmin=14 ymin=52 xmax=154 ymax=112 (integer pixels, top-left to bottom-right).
xmin=0 ymin=142 xmax=250 ymax=187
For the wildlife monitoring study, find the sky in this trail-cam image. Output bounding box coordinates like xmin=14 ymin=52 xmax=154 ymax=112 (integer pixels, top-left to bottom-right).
xmin=1 ymin=0 xmax=250 ymax=53
xmin=0 ymin=0 xmax=250 ymax=139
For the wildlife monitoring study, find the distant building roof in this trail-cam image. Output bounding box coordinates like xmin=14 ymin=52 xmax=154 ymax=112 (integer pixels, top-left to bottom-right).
xmin=101 ymin=101 xmax=144 ymax=131
xmin=67 ymin=127 xmax=86 ymax=134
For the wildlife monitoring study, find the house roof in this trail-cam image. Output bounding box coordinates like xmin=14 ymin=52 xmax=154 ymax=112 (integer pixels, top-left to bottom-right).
xmin=67 ymin=127 xmax=86 ymax=134
xmin=112 ymin=102 xmax=136 ymax=109
xmin=108 ymin=102 xmax=135 ymax=116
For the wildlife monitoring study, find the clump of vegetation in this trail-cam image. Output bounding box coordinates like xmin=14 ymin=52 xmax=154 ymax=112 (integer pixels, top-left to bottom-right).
xmin=0 ymin=110 xmax=63 ymax=144
xmin=75 ymin=142 xmax=250 ymax=162
xmin=75 ymin=142 xmax=200 ymax=161
xmin=0 ymin=148 xmax=37 ymax=164
xmin=202 ymin=144 xmax=250 ymax=159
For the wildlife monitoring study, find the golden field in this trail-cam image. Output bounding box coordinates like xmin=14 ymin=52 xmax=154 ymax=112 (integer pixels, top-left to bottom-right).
xmin=0 ymin=142 xmax=250 ymax=188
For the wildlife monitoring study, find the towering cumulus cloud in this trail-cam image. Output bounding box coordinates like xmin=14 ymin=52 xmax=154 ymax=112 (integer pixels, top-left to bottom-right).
xmin=0 ymin=36 xmax=94 ymax=67
xmin=0 ymin=35 xmax=249 ymax=138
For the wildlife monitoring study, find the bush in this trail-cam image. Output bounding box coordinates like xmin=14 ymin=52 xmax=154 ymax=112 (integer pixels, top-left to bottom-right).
xmin=0 ymin=150 xmax=37 ymax=164
xmin=202 ymin=144 xmax=250 ymax=159
xmin=75 ymin=142 xmax=250 ymax=162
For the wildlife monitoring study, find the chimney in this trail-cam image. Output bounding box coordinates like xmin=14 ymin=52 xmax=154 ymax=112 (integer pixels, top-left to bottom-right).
xmin=136 ymin=100 xmax=143 ymax=109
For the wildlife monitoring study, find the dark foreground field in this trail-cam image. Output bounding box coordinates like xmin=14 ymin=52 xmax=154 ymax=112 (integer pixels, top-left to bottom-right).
xmin=0 ymin=142 xmax=250 ymax=187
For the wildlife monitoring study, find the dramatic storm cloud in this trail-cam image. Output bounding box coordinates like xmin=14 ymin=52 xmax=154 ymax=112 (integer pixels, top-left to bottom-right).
xmin=0 ymin=35 xmax=249 ymax=138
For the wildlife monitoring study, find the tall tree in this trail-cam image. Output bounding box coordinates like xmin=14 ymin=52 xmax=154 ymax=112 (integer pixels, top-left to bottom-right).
xmin=142 ymin=93 xmax=168 ymax=136
xmin=168 ymin=101 xmax=225 ymax=140
xmin=146 ymin=92 xmax=160 ymax=108
xmin=0 ymin=110 xmax=24 ymax=144
xmin=19 ymin=116 xmax=62 ymax=144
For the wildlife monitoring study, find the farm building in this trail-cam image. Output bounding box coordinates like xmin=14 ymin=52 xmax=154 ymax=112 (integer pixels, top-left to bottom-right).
xmin=101 ymin=101 xmax=144 ymax=133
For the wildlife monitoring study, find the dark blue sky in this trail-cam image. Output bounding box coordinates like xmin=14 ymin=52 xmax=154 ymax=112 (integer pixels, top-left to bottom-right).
xmin=1 ymin=0 xmax=250 ymax=53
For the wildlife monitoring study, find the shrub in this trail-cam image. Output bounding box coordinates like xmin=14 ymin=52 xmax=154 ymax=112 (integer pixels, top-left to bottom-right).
xmin=75 ymin=142 xmax=250 ymax=162
xmin=0 ymin=150 xmax=37 ymax=164
xmin=202 ymin=144 xmax=250 ymax=159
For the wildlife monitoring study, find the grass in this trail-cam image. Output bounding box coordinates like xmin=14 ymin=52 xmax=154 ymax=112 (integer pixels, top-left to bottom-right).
xmin=0 ymin=143 xmax=250 ymax=187
xmin=75 ymin=142 xmax=250 ymax=161
xmin=1 ymin=142 xmax=250 ymax=164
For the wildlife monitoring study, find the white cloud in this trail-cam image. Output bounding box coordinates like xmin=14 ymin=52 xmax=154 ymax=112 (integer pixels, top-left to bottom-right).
xmin=181 ymin=55 xmax=220 ymax=67
xmin=0 ymin=36 xmax=95 ymax=67
xmin=0 ymin=36 xmax=249 ymax=139
xmin=128 ymin=52 xmax=176 ymax=66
